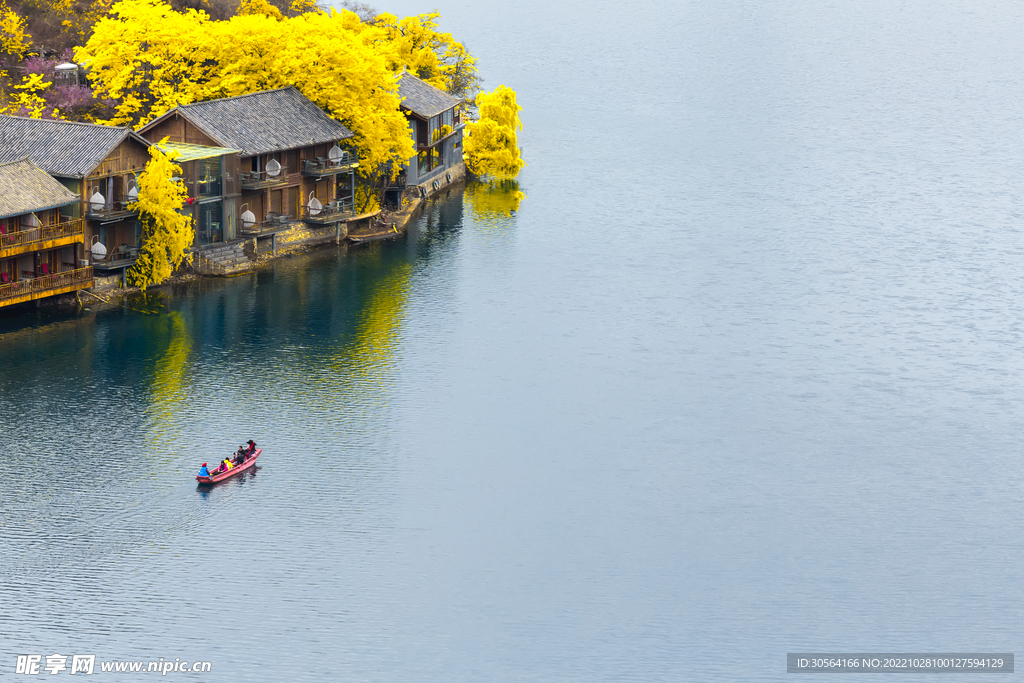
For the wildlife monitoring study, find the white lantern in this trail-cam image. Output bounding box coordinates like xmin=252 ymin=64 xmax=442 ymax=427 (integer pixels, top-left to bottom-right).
xmin=307 ymin=191 xmax=322 ymax=217
xmin=266 ymin=159 xmax=282 ymax=177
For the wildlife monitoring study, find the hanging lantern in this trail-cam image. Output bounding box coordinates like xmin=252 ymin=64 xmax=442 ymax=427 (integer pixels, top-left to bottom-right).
xmin=266 ymin=158 xmax=282 ymax=177
xmin=240 ymin=204 xmax=256 ymax=229
xmin=91 ymin=236 xmax=107 ymax=260
xmin=307 ymin=191 xmax=322 ymax=216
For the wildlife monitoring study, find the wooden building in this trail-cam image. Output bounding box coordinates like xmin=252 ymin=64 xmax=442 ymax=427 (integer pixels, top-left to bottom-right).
xmin=0 ymin=157 xmax=93 ymax=307
xmin=386 ymin=73 xmax=466 ymax=208
xmin=137 ymin=87 xmax=358 ymax=251
xmin=0 ymin=115 xmax=152 ymax=283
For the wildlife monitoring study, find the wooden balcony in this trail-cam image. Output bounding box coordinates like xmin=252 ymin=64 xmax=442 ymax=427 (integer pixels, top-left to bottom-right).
xmin=238 ymin=213 xmax=296 ymax=236
xmin=302 ymin=199 xmax=356 ymax=224
xmin=84 ymin=201 xmax=139 ymax=222
xmin=239 ymin=169 xmax=289 ymax=191
xmin=92 ymin=244 xmax=140 ymax=271
xmin=0 ymin=218 xmax=85 ymax=259
xmin=301 ymin=154 xmax=359 ymax=177
xmin=0 ymin=266 xmax=93 ymax=307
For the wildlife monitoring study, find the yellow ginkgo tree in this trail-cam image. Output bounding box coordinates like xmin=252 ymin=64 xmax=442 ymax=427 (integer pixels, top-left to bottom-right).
xmin=366 ymin=12 xmax=479 ymax=97
xmin=0 ymin=1 xmax=29 ymax=72
xmin=464 ymin=85 xmax=525 ymax=180
xmin=127 ymin=142 xmax=195 ymax=290
xmin=76 ymin=0 xmax=217 ymax=127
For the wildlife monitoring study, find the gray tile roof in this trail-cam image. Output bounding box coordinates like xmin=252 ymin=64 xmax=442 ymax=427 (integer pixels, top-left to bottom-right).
xmin=398 ymin=74 xmax=461 ymax=118
xmin=0 ymin=115 xmax=144 ymax=178
xmin=0 ymin=157 xmax=79 ymax=220
xmin=144 ymin=87 xmax=353 ymax=157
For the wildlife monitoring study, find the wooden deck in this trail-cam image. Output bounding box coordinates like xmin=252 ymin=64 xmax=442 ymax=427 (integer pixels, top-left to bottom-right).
xmin=0 ymin=266 xmax=93 ymax=307
xmin=0 ymin=219 xmax=85 ymax=259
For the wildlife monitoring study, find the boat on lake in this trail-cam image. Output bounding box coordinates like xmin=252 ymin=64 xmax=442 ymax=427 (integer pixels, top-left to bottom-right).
xmin=196 ymin=449 xmax=261 ymax=484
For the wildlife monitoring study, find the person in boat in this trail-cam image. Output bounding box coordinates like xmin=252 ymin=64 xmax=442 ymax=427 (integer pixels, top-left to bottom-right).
xmin=245 ymin=439 xmax=257 ymax=457
xmin=198 ymin=463 xmax=211 ymax=477
xmin=234 ymin=447 xmax=246 ymax=466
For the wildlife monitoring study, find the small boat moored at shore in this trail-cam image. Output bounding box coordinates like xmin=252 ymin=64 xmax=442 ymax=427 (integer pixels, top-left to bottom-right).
xmin=196 ymin=449 xmax=261 ymax=484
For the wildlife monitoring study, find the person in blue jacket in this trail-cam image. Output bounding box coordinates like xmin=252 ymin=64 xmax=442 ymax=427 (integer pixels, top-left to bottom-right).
xmin=198 ymin=462 xmax=211 ymax=477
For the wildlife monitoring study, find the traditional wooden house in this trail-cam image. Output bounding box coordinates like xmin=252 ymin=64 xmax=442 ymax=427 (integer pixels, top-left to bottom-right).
xmin=385 ymin=73 xmax=466 ymax=207
xmin=0 ymin=115 xmax=151 ymax=284
xmin=0 ymin=157 xmax=93 ymax=307
xmin=137 ymin=87 xmax=359 ymax=252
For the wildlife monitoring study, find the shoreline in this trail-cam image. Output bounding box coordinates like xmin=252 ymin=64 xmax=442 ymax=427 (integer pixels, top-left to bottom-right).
xmin=29 ymin=170 xmax=467 ymax=315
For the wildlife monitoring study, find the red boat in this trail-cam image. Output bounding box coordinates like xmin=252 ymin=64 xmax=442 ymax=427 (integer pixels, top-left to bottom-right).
xmin=196 ymin=449 xmax=261 ymax=484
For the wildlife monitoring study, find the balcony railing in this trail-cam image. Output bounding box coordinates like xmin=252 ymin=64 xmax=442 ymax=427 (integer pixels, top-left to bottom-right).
xmin=0 ymin=218 xmax=84 ymax=255
xmin=301 ymin=153 xmax=359 ymax=176
xmin=302 ymin=199 xmax=355 ymax=224
xmin=239 ymin=169 xmax=289 ymax=191
xmin=238 ymin=212 xmax=295 ymax=235
xmin=0 ymin=266 xmax=93 ymax=305
xmin=92 ymin=244 xmax=139 ymax=270
xmin=85 ymin=199 xmax=139 ymax=221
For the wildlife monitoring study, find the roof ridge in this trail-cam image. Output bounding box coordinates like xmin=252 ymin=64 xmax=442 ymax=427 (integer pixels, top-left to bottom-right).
xmin=0 ymin=113 xmax=132 ymax=132
xmin=182 ymin=86 xmax=298 ymax=108
xmin=0 ymin=155 xmax=33 ymax=168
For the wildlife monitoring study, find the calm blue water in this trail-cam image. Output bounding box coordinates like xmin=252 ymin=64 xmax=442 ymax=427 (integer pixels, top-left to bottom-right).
xmin=3 ymin=0 xmax=1024 ymax=679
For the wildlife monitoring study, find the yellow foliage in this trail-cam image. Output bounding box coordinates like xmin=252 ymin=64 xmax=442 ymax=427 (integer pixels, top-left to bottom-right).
xmin=0 ymin=73 xmax=63 ymax=119
xmin=368 ymin=12 xmax=479 ymax=97
xmin=353 ymin=181 xmax=380 ymax=214
xmin=465 ymin=178 xmax=526 ymax=219
xmin=127 ymin=142 xmax=195 ymax=290
xmin=76 ymin=0 xmax=218 ymax=127
xmin=288 ymin=0 xmax=318 ymax=15
xmin=464 ymin=85 xmax=525 ymax=179
xmin=237 ymin=0 xmax=282 ymax=19
xmin=0 ymin=2 xmax=29 ymax=64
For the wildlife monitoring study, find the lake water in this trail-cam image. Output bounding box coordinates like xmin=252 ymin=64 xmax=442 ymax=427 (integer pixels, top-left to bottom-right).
xmin=3 ymin=0 xmax=1024 ymax=679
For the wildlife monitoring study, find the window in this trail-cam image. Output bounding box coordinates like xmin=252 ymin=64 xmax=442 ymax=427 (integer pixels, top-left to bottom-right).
xmin=198 ymin=201 xmax=222 ymax=245
xmin=418 ymin=150 xmax=430 ymax=176
xmin=197 ymin=158 xmax=222 ymax=197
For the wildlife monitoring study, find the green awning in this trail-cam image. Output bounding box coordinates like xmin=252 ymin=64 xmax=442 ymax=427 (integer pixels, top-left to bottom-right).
xmin=156 ymin=142 xmax=241 ymax=162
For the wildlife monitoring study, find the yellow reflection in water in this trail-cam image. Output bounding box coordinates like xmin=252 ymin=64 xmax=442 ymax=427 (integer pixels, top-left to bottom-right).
xmin=133 ymin=292 xmax=193 ymax=448
xmin=150 ymin=312 xmax=192 ymax=414
xmin=465 ymin=179 xmax=526 ymax=220
xmin=332 ymin=259 xmax=412 ymax=408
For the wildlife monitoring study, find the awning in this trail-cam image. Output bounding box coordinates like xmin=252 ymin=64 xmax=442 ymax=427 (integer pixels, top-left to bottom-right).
xmin=156 ymin=142 xmax=241 ymax=162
